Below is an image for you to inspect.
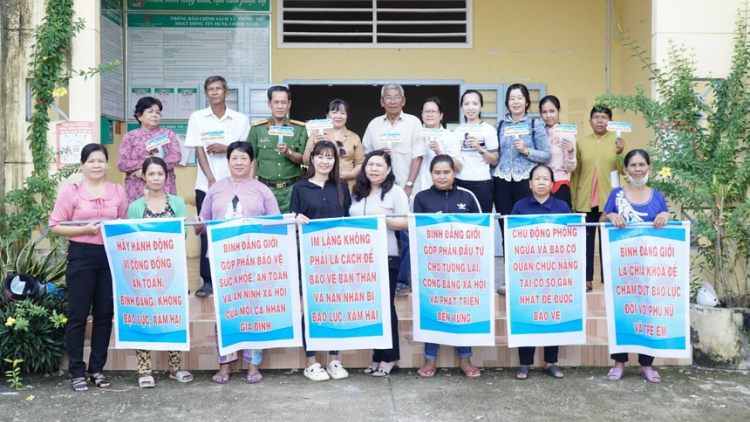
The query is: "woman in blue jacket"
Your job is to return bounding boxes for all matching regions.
[414,155,483,379]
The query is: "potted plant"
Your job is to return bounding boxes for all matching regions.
[595,10,750,369]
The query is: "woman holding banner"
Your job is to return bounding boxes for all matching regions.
[493,84,550,247]
[118,96,182,204]
[511,164,571,380]
[539,96,577,209]
[194,141,281,384]
[302,98,365,190]
[454,90,498,213]
[414,155,483,379]
[126,157,193,388]
[49,144,129,392]
[350,150,409,376]
[293,140,352,382]
[602,149,668,384]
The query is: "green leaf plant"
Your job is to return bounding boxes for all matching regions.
[0,0,120,249]
[595,8,750,308]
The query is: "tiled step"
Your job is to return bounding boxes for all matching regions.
[62,291,692,370]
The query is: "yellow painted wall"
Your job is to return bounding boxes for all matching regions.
[271,0,651,146]
[104,0,654,257]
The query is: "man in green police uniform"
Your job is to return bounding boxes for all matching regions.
[248,86,308,213]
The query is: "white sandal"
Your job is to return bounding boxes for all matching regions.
[138,375,155,388]
[326,360,349,380]
[303,363,330,382]
[169,371,193,383]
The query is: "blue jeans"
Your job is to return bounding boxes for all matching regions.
[301,317,339,358]
[424,343,472,360]
[397,231,411,287]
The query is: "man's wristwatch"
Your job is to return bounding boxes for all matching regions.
[406,181,414,187]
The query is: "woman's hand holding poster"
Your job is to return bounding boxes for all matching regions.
[601,221,691,358]
[102,218,190,351]
[504,215,587,347]
[409,214,495,346]
[299,216,392,351]
[207,216,302,355]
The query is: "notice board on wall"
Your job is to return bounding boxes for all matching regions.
[126,13,271,121]
[125,0,271,13]
[101,0,125,120]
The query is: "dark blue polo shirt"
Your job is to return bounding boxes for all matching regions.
[510,195,571,215]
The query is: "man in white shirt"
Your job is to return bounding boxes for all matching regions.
[362,84,425,197]
[184,75,251,298]
[362,84,425,295]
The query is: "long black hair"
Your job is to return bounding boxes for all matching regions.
[353,150,395,201]
[505,83,531,113]
[142,156,167,175]
[304,140,344,206]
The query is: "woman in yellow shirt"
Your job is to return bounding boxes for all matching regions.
[569,107,624,292]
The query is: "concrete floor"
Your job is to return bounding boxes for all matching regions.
[2,367,748,422]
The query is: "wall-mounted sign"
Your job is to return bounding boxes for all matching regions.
[125,0,271,13]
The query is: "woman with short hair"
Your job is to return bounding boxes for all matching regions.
[511,164,571,380]
[194,141,281,385]
[118,96,182,204]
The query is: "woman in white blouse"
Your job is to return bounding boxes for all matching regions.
[349,150,410,376]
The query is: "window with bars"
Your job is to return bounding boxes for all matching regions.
[277,0,472,48]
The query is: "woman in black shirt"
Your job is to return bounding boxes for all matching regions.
[292,140,352,382]
[414,155,483,380]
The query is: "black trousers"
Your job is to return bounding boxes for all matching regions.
[195,189,212,286]
[585,207,604,283]
[372,258,401,363]
[611,353,654,367]
[493,177,532,249]
[518,346,559,366]
[65,241,114,378]
[456,178,494,214]
[553,184,572,211]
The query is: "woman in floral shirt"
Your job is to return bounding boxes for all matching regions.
[118,97,182,204]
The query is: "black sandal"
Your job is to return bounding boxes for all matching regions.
[516,366,530,380]
[71,377,89,392]
[89,373,111,389]
[586,281,593,292]
[195,283,213,298]
[543,364,564,379]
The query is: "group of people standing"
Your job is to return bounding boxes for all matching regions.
[48,76,671,392]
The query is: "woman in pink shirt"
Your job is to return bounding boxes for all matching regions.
[49,144,129,392]
[194,141,280,385]
[118,97,182,204]
[539,96,577,209]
